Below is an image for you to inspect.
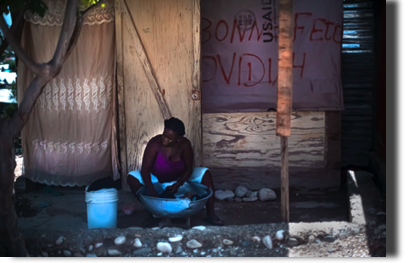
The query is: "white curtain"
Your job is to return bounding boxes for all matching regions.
[17,0,119,186]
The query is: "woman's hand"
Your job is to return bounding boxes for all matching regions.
[147,188,158,197]
[167,180,184,194]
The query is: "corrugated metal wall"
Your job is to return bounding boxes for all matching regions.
[341,0,375,166]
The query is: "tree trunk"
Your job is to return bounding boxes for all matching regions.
[0,119,28,256]
[0,0,105,256]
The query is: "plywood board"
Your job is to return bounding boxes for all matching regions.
[120,0,202,175]
[202,111,325,168]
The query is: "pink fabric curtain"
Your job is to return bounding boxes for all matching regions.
[17,0,119,186]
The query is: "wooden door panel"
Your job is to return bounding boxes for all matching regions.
[116,0,201,187]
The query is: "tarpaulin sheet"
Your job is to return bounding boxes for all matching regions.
[201,0,344,113]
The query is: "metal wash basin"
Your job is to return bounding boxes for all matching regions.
[137,182,213,218]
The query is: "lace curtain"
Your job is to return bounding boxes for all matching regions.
[17,0,119,186]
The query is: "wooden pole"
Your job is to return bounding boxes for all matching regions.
[277,0,293,222]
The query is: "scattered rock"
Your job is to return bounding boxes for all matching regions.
[186,240,202,249]
[56,236,64,245]
[223,239,233,245]
[323,235,335,242]
[157,252,162,256]
[169,235,183,242]
[315,239,321,244]
[235,197,242,202]
[262,235,273,249]
[201,251,206,256]
[234,186,248,197]
[252,236,261,242]
[175,246,183,254]
[63,250,72,257]
[241,240,251,247]
[157,242,172,253]
[226,197,234,202]
[247,191,258,198]
[276,230,285,241]
[133,238,143,248]
[192,226,206,231]
[108,249,122,256]
[378,224,386,230]
[193,249,198,253]
[242,196,258,202]
[114,236,126,245]
[41,251,48,257]
[95,243,103,248]
[127,226,143,230]
[308,235,316,244]
[86,254,97,257]
[287,238,298,246]
[74,253,84,257]
[133,248,152,256]
[212,248,218,253]
[151,227,160,230]
[214,190,235,200]
[88,245,93,251]
[258,188,277,201]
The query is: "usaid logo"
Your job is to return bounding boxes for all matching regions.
[234,9,256,32]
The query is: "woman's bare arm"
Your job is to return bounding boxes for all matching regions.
[141,137,159,196]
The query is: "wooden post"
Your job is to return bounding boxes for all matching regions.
[277,0,293,222]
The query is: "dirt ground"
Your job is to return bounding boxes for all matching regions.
[13,157,386,257]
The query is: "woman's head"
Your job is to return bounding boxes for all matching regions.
[162,117,185,146]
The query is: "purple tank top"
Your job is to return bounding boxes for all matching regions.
[152,152,185,183]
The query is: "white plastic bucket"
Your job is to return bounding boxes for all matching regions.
[85,186,118,229]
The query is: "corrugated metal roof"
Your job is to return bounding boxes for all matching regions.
[341,0,375,166]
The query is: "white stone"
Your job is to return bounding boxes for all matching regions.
[95,242,103,248]
[41,251,48,257]
[252,236,261,242]
[169,235,183,242]
[114,236,126,245]
[192,226,206,231]
[63,250,72,257]
[89,245,93,251]
[133,238,143,248]
[108,249,122,256]
[262,235,273,249]
[193,249,198,253]
[56,236,64,245]
[186,239,202,249]
[214,190,235,200]
[258,188,277,201]
[212,249,218,253]
[308,235,316,244]
[157,252,162,256]
[234,186,248,197]
[175,246,183,254]
[223,239,233,245]
[86,254,97,257]
[201,251,206,255]
[152,227,160,230]
[248,191,258,198]
[157,242,172,253]
[243,196,258,202]
[276,230,285,241]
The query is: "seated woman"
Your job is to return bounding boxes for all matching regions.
[127,117,224,226]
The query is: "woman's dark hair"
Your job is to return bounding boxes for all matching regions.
[164,117,185,136]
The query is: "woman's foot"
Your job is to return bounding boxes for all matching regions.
[204,214,224,226]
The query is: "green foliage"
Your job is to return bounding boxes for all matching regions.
[3,59,15,71]
[0,0,48,18]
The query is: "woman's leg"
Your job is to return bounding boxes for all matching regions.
[127,174,143,201]
[200,170,224,226]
